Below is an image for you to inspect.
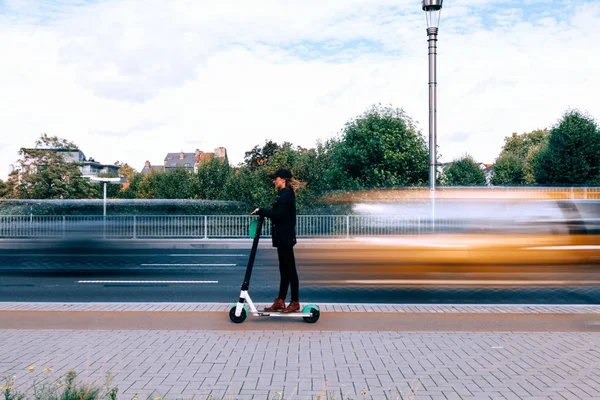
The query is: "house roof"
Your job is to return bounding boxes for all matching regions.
[164,153,196,168]
[82,160,119,168]
[141,165,166,174]
[141,149,228,173]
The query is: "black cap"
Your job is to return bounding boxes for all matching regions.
[268,168,292,179]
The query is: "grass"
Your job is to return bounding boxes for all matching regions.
[2,368,423,400]
[2,369,116,400]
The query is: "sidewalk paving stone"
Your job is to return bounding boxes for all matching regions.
[2,304,600,399]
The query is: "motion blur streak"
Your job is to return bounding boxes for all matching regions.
[296,233,599,290]
[298,235,598,266]
[1,195,598,300]
[326,280,600,286]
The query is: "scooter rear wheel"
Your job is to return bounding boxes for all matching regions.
[229,306,247,323]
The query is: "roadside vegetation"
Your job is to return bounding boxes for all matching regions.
[2,367,422,400]
[1,106,597,210]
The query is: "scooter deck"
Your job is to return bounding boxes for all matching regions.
[256,311,313,317]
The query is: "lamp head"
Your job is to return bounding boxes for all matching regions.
[422,0,443,11]
[422,0,443,28]
[88,176,123,184]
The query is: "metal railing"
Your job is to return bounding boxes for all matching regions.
[0,214,476,239]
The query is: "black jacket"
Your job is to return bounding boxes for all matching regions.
[257,187,297,247]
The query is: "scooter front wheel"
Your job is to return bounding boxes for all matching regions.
[229,306,248,323]
[302,306,320,323]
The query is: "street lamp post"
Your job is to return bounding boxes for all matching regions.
[89,177,122,217]
[89,176,123,239]
[422,0,443,193]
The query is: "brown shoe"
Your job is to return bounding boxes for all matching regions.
[281,301,300,314]
[264,298,285,312]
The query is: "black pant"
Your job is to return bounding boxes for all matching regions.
[276,245,299,302]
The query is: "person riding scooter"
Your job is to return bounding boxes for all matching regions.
[251,168,300,314]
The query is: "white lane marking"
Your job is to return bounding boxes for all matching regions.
[140,263,236,267]
[78,280,218,284]
[525,246,600,250]
[3,253,247,257]
[169,254,246,257]
[341,279,600,285]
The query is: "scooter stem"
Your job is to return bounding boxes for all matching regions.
[241,215,264,291]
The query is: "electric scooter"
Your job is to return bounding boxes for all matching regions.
[229,216,320,323]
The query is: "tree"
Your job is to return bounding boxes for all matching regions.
[443,154,487,186]
[155,167,198,199]
[116,162,137,183]
[0,171,19,199]
[195,158,233,200]
[295,143,331,191]
[243,140,281,170]
[491,152,525,185]
[241,141,329,212]
[501,129,548,158]
[111,162,139,199]
[491,129,548,185]
[534,110,600,184]
[117,172,143,199]
[0,179,8,198]
[222,167,273,208]
[136,170,161,199]
[14,133,97,199]
[264,142,297,170]
[325,104,429,189]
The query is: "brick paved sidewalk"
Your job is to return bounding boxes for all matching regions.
[2,329,600,400]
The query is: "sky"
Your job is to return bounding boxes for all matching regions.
[1,0,599,180]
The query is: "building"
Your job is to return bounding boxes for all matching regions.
[141,147,228,175]
[21,148,120,178]
[81,157,120,177]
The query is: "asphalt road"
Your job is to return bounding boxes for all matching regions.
[0,235,599,304]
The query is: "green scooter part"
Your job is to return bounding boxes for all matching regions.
[301,304,320,323]
[229,303,249,323]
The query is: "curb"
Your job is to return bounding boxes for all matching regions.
[2,302,600,314]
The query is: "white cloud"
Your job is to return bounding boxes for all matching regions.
[1,0,599,180]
